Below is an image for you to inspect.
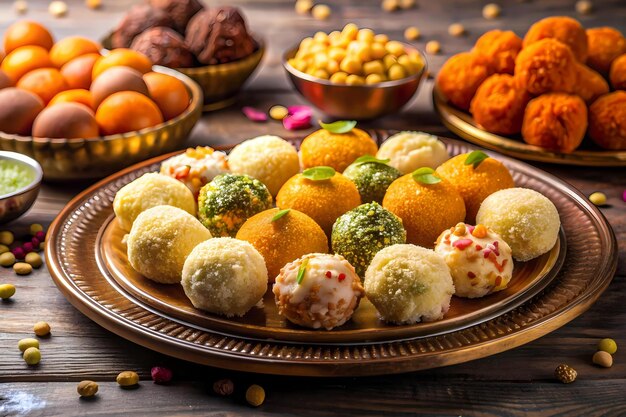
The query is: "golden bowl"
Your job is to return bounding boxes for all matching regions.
[0,151,42,223]
[283,44,427,120]
[0,66,203,181]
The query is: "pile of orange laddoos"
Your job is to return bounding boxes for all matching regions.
[437,16,626,152]
[0,20,191,139]
[112,123,561,331]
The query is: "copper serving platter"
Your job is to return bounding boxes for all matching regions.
[433,86,626,167]
[46,134,617,376]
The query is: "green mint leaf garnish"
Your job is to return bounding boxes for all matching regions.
[464,150,489,168]
[271,208,291,222]
[353,155,391,166]
[302,166,336,181]
[319,120,357,134]
[412,167,441,184]
[297,258,309,285]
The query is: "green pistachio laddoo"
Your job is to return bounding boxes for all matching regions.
[365,244,455,324]
[181,237,268,317]
[331,202,406,277]
[113,172,196,232]
[343,161,401,204]
[228,135,300,196]
[127,205,212,284]
[197,174,273,237]
[476,187,560,261]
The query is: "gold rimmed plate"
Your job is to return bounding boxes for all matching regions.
[46,134,617,376]
[433,86,626,167]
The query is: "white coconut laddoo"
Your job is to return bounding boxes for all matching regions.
[127,205,212,284]
[364,244,455,324]
[227,135,300,196]
[272,253,364,330]
[113,172,196,232]
[181,237,268,317]
[476,187,560,262]
[376,131,450,174]
[435,223,513,298]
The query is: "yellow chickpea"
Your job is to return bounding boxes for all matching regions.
[398,54,417,74]
[374,34,389,44]
[330,72,348,83]
[328,31,341,43]
[288,58,307,72]
[383,54,398,69]
[300,37,314,50]
[314,31,329,44]
[313,68,330,79]
[387,63,407,80]
[385,41,405,57]
[363,60,385,75]
[354,43,372,62]
[340,56,362,74]
[371,42,387,59]
[328,47,347,62]
[310,43,327,54]
[366,73,384,84]
[314,52,330,69]
[326,59,340,74]
[357,28,375,43]
[342,23,359,40]
[345,74,365,85]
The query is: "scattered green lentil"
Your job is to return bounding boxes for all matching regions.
[13,262,32,275]
[116,371,139,387]
[598,338,617,354]
[592,350,613,368]
[25,252,42,269]
[589,192,607,206]
[23,347,41,365]
[0,283,16,299]
[29,224,43,235]
[77,380,99,397]
[245,384,265,407]
[0,244,9,254]
[269,105,288,120]
[0,231,14,246]
[0,252,16,267]
[343,161,401,204]
[33,321,51,337]
[18,338,39,352]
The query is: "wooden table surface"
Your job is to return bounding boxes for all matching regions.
[1,0,625,416]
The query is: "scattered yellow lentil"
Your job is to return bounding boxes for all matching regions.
[48,0,68,17]
[311,4,331,20]
[425,40,441,55]
[399,0,416,9]
[77,380,99,397]
[404,26,421,41]
[33,321,51,337]
[0,283,16,299]
[13,262,32,276]
[575,0,593,14]
[381,0,399,12]
[116,371,139,387]
[14,0,28,14]
[29,224,43,235]
[0,252,16,267]
[589,192,607,206]
[245,384,266,407]
[18,338,39,352]
[0,244,9,254]
[448,23,466,37]
[295,0,313,15]
[0,231,14,246]
[25,252,43,269]
[592,351,613,368]
[598,338,617,354]
[482,3,501,19]
[269,105,289,120]
[23,347,41,365]
[85,0,101,9]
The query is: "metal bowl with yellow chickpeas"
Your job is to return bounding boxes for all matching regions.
[283,24,427,119]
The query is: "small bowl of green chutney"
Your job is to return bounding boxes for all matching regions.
[0,151,42,224]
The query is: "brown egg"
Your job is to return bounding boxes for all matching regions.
[90,66,149,108]
[0,87,44,135]
[32,102,99,139]
[0,69,12,90]
[60,53,101,90]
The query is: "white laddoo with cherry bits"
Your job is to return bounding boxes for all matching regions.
[228,135,300,196]
[273,253,364,330]
[182,238,268,317]
[113,173,196,232]
[435,223,513,298]
[476,188,560,262]
[127,205,212,284]
[160,146,229,196]
[365,244,454,324]
[376,131,450,174]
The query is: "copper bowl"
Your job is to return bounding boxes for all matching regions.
[0,151,42,223]
[283,44,427,120]
[0,66,202,181]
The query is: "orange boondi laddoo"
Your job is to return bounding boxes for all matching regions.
[48,89,94,110]
[609,54,626,90]
[3,21,54,54]
[522,93,587,153]
[95,91,163,135]
[586,27,626,75]
[574,64,609,104]
[473,30,522,74]
[300,128,378,172]
[60,53,101,90]
[437,52,494,111]
[523,16,588,62]
[435,152,514,224]
[1,45,53,83]
[16,68,68,104]
[383,172,465,248]
[514,39,577,96]
[588,91,626,150]
[236,208,329,281]
[49,37,101,68]
[92,48,152,79]
[470,74,530,135]
[276,170,361,236]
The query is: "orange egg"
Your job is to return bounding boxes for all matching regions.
[1,45,53,84]
[143,72,190,120]
[17,68,68,104]
[92,48,152,79]
[95,91,163,135]
[3,21,54,54]
[60,53,101,90]
[48,89,94,110]
[49,37,101,68]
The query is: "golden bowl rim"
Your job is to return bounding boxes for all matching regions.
[282,41,428,88]
[0,150,43,199]
[0,65,203,145]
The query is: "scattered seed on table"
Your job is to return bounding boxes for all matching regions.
[12,247,25,260]
[592,351,613,368]
[39,242,45,251]
[311,4,331,20]
[85,0,101,9]
[589,192,607,206]
[245,384,265,407]
[48,0,68,17]
[25,252,42,269]
[150,366,173,384]
[425,40,441,55]
[33,321,51,337]
[18,338,39,352]
[399,0,416,9]
[23,347,41,365]
[575,0,593,14]
[29,224,43,236]
[482,3,501,19]
[213,379,234,396]
[294,0,313,15]
[77,380,99,397]
[448,23,466,37]
[381,0,399,12]
[0,231,14,246]
[0,283,16,299]
[598,338,617,354]
[269,105,288,120]
[554,364,577,383]
[0,252,16,267]
[0,244,9,254]
[404,26,421,41]
[13,262,32,276]
[14,0,28,14]
[116,371,139,387]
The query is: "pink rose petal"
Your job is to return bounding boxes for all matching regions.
[623,189,626,202]
[287,105,313,118]
[242,106,267,122]
[283,113,311,130]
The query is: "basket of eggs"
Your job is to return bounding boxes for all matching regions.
[0,21,203,181]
